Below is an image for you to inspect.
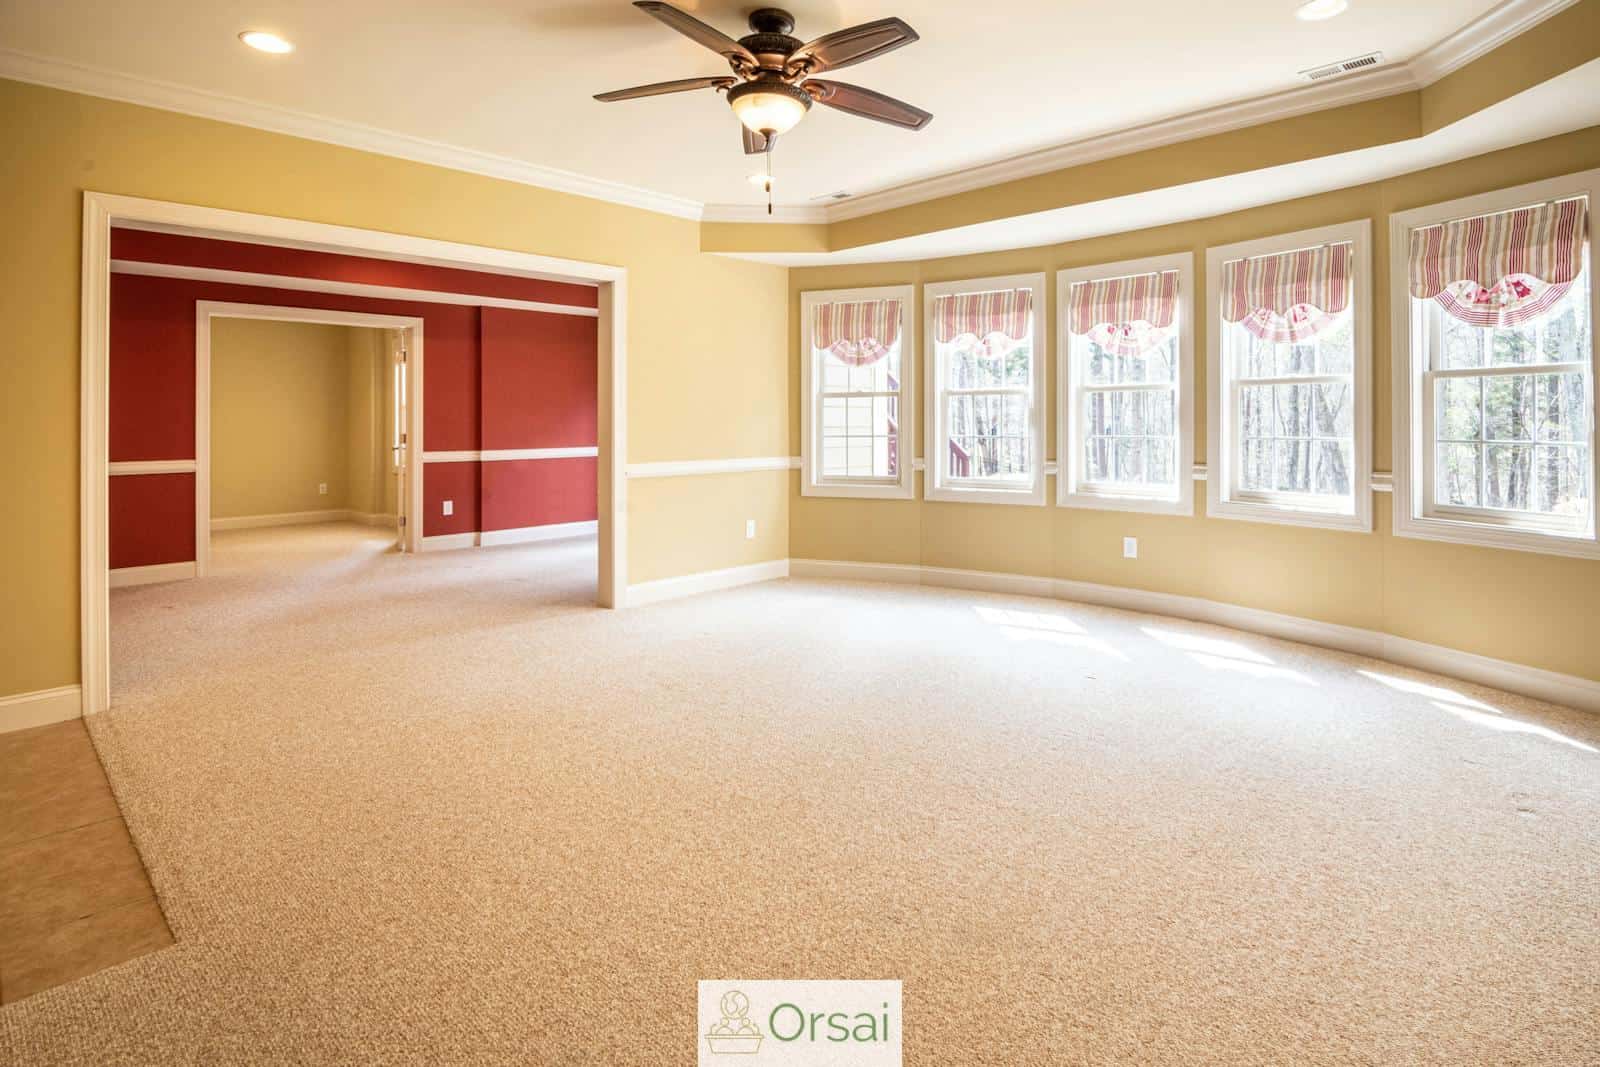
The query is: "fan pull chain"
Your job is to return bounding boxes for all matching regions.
[765,143,774,216]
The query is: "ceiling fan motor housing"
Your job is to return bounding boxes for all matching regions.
[740,8,801,72]
[746,8,796,35]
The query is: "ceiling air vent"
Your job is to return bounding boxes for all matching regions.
[1299,51,1384,82]
[810,190,852,201]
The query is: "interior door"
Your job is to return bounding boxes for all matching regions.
[391,329,410,552]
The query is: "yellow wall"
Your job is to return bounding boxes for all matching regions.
[0,78,790,699]
[210,319,354,518]
[790,126,1600,682]
[344,327,395,519]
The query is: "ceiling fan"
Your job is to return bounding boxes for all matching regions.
[594,3,933,157]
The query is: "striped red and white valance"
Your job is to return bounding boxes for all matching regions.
[933,288,1033,347]
[1408,197,1588,327]
[1221,242,1352,344]
[813,299,902,366]
[1066,270,1179,355]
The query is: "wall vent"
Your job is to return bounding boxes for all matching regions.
[1299,51,1384,82]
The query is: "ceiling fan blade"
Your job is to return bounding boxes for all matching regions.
[594,76,735,102]
[805,80,933,130]
[633,1,756,67]
[785,18,918,76]
[742,126,775,155]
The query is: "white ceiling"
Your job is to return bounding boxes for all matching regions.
[730,57,1600,264]
[0,0,1512,210]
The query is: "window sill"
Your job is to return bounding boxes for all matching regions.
[800,476,915,502]
[1060,488,1193,516]
[1206,494,1371,532]
[1395,510,1600,559]
[926,482,1045,507]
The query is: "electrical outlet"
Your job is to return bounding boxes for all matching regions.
[745,519,756,540]
[442,499,454,516]
[1123,537,1138,559]
[318,483,328,495]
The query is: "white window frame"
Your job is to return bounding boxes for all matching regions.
[924,272,1048,506]
[1058,252,1195,515]
[1389,169,1599,559]
[800,284,916,499]
[1206,219,1373,531]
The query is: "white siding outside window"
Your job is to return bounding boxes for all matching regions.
[800,285,915,500]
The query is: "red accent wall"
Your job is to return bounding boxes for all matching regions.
[480,308,599,449]
[483,459,598,532]
[112,229,599,308]
[111,474,196,568]
[111,279,195,461]
[111,272,483,460]
[109,232,599,565]
[423,462,482,536]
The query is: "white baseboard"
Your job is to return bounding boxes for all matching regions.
[422,520,598,551]
[788,559,1600,714]
[480,520,598,546]
[626,558,790,607]
[211,509,354,531]
[0,685,82,734]
[420,532,479,552]
[110,561,197,588]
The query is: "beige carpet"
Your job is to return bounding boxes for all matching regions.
[3,522,1597,1065]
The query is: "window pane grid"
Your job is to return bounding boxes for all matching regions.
[1226,306,1356,503]
[945,387,1030,398]
[1421,259,1591,525]
[935,308,1038,491]
[1069,322,1182,501]
[811,313,905,487]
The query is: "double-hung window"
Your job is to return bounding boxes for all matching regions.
[925,274,1047,505]
[1206,221,1372,530]
[1391,172,1597,557]
[1059,253,1194,513]
[800,285,915,499]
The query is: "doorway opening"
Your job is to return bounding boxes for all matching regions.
[196,303,424,569]
[83,192,628,715]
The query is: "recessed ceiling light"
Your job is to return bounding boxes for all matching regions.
[239,30,294,54]
[747,173,775,187]
[1295,0,1349,20]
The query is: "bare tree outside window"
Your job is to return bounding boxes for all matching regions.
[1430,264,1591,519]
[942,336,1033,481]
[1231,312,1356,502]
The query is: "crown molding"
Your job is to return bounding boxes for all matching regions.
[1408,0,1582,84]
[0,48,704,222]
[700,204,831,224]
[0,0,1577,230]
[812,65,1420,224]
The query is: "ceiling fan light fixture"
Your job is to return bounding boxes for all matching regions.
[727,79,811,136]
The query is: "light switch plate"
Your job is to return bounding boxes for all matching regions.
[443,499,454,516]
[1123,537,1138,559]
[745,519,756,539]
